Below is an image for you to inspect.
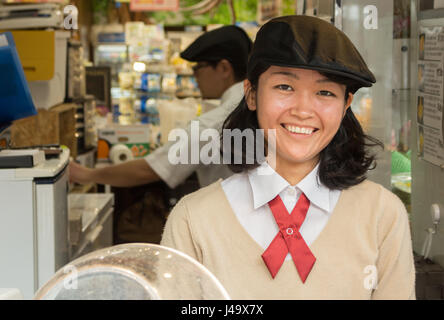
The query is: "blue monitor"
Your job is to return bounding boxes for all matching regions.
[0,32,37,131]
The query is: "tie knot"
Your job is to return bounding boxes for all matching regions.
[286,227,294,235]
[269,194,311,231]
[282,226,302,239]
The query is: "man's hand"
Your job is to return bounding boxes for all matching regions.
[69,161,93,185]
[68,158,161,187]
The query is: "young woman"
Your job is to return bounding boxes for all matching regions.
[160,15,415,300]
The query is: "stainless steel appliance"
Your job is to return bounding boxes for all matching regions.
[68,193,114,261]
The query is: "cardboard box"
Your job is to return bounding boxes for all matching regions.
[97,124,151,161]
[10,103,77,157]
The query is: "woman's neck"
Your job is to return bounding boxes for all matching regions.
[273,157,319,186]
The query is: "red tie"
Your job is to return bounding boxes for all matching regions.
[261,193,316,282]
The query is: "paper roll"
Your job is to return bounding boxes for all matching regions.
[109,144,134,164]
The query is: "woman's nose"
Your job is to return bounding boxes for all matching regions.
[289,92,314,118]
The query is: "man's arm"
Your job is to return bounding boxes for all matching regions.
[69,158,160,187]
[69,83,243,189]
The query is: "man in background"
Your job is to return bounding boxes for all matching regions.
[70,25,252,189]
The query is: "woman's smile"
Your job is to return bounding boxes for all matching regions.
[281,123,319,136]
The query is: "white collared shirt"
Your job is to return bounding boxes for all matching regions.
[221,162,341,261]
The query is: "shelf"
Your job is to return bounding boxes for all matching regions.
[419,8,444,20]
[70,182,97,194]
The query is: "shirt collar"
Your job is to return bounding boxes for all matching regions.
[297,163,331,212]
[220,81,244,106]
[248,162,289,210]
[247,162,331,212]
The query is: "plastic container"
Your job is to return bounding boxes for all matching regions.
[391,151,411,174]
[157,98,200,145]
[34,243,230,300]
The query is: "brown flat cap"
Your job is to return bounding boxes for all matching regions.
[248,15,376,91]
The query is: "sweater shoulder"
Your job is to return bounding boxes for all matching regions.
[181,179,223,203]
[344,179,407,222]
[345,179,401,204]
[177,180,228,219]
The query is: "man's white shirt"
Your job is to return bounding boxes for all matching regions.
[145,82,244,188]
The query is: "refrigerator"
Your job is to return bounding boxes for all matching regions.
[410,0,444,269]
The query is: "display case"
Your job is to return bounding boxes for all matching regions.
[94,43,128,89]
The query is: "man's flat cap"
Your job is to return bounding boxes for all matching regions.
[248,15,376,91]
[180,25,252,67]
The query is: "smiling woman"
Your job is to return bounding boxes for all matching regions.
[161,15,416,300]
[223,62,382,189]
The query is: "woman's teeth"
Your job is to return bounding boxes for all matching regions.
[284,125,315,135]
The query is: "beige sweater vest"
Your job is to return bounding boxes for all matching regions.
[161,179,416,300]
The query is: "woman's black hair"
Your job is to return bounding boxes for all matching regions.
[220,62,384,190]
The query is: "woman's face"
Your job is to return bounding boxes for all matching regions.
[245,66,354,173]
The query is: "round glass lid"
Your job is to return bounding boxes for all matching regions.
[34,243,230,300]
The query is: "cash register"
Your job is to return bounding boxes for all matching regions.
[0,31,71,299]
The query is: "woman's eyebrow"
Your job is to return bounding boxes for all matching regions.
[271,71,299,79]
[316,78,335,83]
[270,72,334,84]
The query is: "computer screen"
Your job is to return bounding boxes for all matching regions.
[0,32,37,131]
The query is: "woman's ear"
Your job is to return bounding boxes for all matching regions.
[343,92,354,116]
[244,79,257,111]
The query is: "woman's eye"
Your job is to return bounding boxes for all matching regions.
[275,84,293,91]
[318,90,336,97]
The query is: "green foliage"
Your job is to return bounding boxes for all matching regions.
[282,0,296,16]
[150,0,259,26]
[92,0,109,12]
[91,0,296,26]
[92,0,110,24]
[234,0,258,22]
[210,2,231,25]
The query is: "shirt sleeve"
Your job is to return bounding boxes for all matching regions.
[372,190,416,300]
[160,197,203,263]
[145,138,198,189]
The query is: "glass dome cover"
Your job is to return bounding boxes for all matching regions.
[34,243,230,300]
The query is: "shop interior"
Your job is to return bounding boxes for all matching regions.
[0,0,443,300]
